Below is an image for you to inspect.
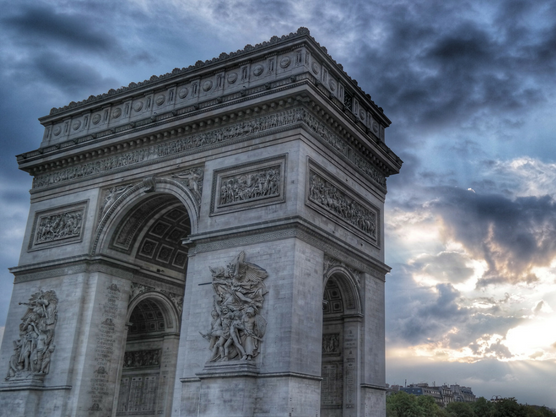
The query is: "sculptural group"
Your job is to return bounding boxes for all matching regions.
[6,290,58,380]
[201,252,268,362]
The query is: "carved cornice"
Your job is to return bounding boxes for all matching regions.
[186,216,389,279]
[28,102,398,194]
[10,254,186,288]
[43,27,388,124]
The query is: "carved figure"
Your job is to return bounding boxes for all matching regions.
[122,349,161,368]
[6,290,58,381]
[35,210,83,244]
[172,167,204,202]
[309,172,377,238]
[100,184,133,218]
[203,252,268,362]
[219,167,280,206]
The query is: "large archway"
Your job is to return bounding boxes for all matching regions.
[99,190,192,417]
[321,268,362,417]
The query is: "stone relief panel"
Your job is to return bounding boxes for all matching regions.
[307,162,379,246]
[211,156,286,215]
[29,201,88,250]
[122,349,161,368]
[201,251,268,362]
[322,333,341,355]
[6,290,58,382]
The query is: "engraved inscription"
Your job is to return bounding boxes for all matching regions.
[5,290,58,382]
[89,284,121,411]
[308,170,377,240]
[321,362,343,407]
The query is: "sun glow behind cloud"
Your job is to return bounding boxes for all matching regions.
[386,166,556,367]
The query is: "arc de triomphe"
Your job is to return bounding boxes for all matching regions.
[0,28,401,417]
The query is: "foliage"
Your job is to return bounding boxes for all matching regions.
[386,391,447,417]
[446,401,475,417]
[386,393,556,417]
[387,391,424,417]
[474,397,494,416]
[492,397,524,417]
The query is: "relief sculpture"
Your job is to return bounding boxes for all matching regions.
[6,290,58,381]
[219,165,280,206]
[309,171,377,239]
[200,252,268,362]
[123,349,160,368]
[35,209,83,244]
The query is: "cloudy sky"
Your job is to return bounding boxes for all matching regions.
[1,0,555,408]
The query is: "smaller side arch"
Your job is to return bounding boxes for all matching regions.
[323,265,362,315]
[127,291,181,331]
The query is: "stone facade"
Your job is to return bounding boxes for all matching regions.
[0,28,401,416]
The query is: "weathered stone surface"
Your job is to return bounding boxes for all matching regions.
[1,28,401,417]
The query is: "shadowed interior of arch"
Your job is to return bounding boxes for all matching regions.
[107,193,190,416]
[108,193,191,278]
[321,273,362,417]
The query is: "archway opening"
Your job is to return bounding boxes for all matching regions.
[107,193,190,417]
[116,297,179,417]
[321,273,362,417]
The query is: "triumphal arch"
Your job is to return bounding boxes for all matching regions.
[0,28,401,416]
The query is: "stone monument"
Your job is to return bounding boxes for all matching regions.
[0,28,402,416]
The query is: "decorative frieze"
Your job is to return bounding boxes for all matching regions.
[211,156,286,215]
[307,164,379,245]
[201,252,268,362]
[32,107,386,190]
[122,349,161,368]
[29,202,87,250]
[5,290,58,382]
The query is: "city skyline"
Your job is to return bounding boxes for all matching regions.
[0,0,555,408]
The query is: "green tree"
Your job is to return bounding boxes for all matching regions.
[522,404,556,417]
[446,401,475,417]
[492,397,525,417]
[386,391,424,417]
[417,394,448,417]
[473,397,494,416]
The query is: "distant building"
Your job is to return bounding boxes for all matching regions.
[451,384,476,402]
[392,381,476,408]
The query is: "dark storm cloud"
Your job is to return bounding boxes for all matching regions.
[336,0,556,153]
[2,4,117,54]
[386,273,521,354]
[1,3,155,66]
[428,187,556,285]
[24,52,119,95]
